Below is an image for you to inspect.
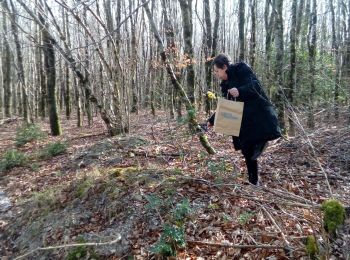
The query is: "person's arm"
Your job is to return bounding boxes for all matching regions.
[236,80,262,100]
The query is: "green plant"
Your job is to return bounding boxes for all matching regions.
[32,188,59,214]
[149,198,191,257]
[207,159,229,174]
[238,211,254,225]
[321,199,345,235]
[150,224,186,257]
[15,124,45,147]
[40,141,67,159]
[29,162,40,172]
[75,178,94,199]
[0,149,26,172]
[305,235,319,259]
[172,198,191,225]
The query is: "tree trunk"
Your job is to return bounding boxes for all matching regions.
[62,7,71,120]
[83,7,92,126]
[329,0,340,119]
[288,0,297,136]
[129,0,139,114]
[307,0,317,128]
[178,0,196,106]
[1,3,11,118]
[203,0,212,115]
[249,0,256,68]
[39,9,61,136]
[264,0,276,95]
[238,0,245,61]
[274,0,285,133]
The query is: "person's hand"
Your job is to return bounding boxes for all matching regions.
[228,88,239,97]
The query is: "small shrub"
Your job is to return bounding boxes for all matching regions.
[172,198,191,224]
[149,198,191,257]
[305,235,319,259]
[75,178,94,199]
[40,141,67,159]
[0,149,26,172]
[321,199,345,235]
[150,224,186,257]
[32,188,59,214]
[15,124,45,147]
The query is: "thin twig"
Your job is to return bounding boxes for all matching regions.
[14,237,121,260]
[261,205,291,248]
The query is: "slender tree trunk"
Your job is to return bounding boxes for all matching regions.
[329,0,340,119]
[274,0,285,133]
[238,0,245,61]
[129,0,139,114]
[178,0,196,106]
[39,18,61,135]
[212,0,220,61]
[249,0,256,68]
[63,8,71,120]
[296,0,305,47]
[264,0,275,95]
[83,7,92,126]
[1,3,11,118]
[203,0,213,115]
[288,0,297,136]
[307,0,317,128]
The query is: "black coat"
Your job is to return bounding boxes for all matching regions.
[209,62,281,149]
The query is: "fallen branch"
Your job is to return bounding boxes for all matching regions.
[187,240,291,250]
[14,236,121,260]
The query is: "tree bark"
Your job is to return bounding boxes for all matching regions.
[1,2,11,118]
[274,0,285,132]
[38,4,61,136]
[178,0,196,106]
[238,0,245,61]
[288,0,297,136]
[307,0,317,128]
[329,0,340,119]
[249,0,256,68]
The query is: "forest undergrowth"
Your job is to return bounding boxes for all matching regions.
[0,108,349,259]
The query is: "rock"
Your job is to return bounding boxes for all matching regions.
[0,190,12,212]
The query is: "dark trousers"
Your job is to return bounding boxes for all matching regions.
[241,141,267,185]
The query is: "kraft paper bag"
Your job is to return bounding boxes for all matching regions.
[213,98,244,136]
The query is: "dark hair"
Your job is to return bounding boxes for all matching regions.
[212,53,230,69]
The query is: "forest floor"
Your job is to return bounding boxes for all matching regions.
[0,109,349,259]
